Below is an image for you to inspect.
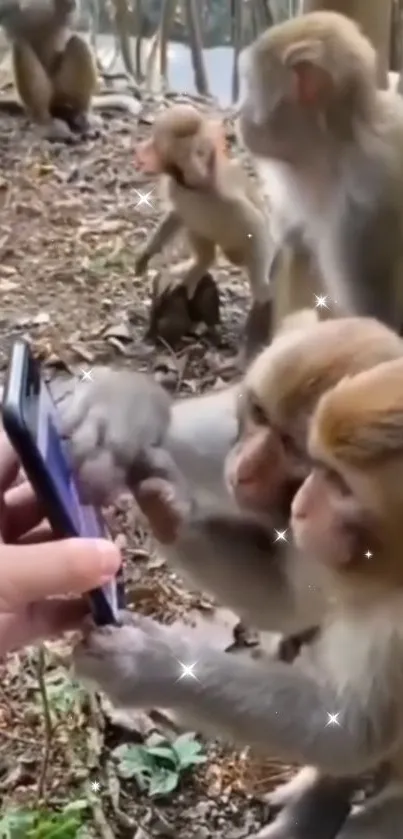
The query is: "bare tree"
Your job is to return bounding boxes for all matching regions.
[183,0,210,96]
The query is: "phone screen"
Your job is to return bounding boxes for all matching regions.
[37,383,107,540]
[2,340,122,625]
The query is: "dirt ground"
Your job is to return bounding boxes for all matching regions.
[0,104,293,838]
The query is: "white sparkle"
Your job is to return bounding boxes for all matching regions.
[326,712,340,727]
[314,294,330,309]
[91,780,101,793]
[247,233,253,238]
[176,661,199,682]
[273,529,288,543]
[80,368,93,382]
[135,189,154,208]
[364,550,373,559]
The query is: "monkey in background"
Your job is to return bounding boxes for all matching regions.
[61,314,403,839]
[133,104,274,365]
[0,0,141,142]
[239,11,403,334]
[73,353,403,839]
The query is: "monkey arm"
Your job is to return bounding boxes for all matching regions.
[74,619,400,777]
[135,210,183,274]
[162,513,309,633]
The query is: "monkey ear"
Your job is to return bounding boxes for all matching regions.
[283,40,331,105]
[134,139,162,174]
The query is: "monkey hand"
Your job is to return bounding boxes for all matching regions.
[134,250,150,276]
[135,473,194,545]
[73,610,190,708]
[60,367,172,504]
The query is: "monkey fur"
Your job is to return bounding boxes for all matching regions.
[0,0,142,141]
[133,104,275,364]
[239,12,403,336]
[62,314,403,839]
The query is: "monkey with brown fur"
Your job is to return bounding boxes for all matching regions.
[133,103,274,364]
[239,11,403,333]
[0,0,142,142]
[72,351,403,839]
[61,315,403,839]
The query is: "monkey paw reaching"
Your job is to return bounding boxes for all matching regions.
[74,613,189,708]
[61,367,172,504]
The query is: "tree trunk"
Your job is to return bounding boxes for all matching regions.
[302,0,393,88]
[183,0,209,96]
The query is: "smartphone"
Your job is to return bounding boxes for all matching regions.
[2,339,124,626]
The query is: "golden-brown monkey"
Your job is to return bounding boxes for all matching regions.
[134,103,274,363]
[0,0,98,140]
[239,12,403,334]
[62,315,403,839]
[0,0,141,140]
[73,349,403,839]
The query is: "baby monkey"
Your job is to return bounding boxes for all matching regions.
[134,104,274,363]
[0,0,98,141]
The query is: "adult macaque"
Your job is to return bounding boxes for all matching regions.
[62,315,403,839]
[133,104,274,362]
[74,353,403,839]
[239,12,403,333]
[0,0,141,141]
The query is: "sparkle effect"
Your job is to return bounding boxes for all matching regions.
[326,712,341,727]
[91,780,101,793]
[273,529,288,543]
[80,368,93,382]
[364,550,373,559]
[176,661,199,682]
[314,294,329,309]
[135,189,154,208]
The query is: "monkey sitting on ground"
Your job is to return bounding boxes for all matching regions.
[239,11,403,333]
[61,314,403,839]
[133,103,274,364]
[74,354,403,839]
[0,0,142,142]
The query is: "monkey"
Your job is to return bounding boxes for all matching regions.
[0,0,142,142]
[73,352,403,839]
[61,315,403,839]
[132,103,275,364]
[238,11,403,335]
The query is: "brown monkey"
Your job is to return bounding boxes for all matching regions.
[62,315,403,839]
[73,352,403,839]
[133,103,274,363]
[0,0,141,141]
[0,0,97,140]
[239,12,403,334]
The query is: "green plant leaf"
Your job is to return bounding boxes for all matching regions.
[0,809,35,839]
[146,746,179,767]
[172,732,206,769]
[148,768,179,798]
[113,743,155,779]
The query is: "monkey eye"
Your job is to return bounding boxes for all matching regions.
[280,431,300,457]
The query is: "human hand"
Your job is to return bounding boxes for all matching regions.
[0,434,121,655]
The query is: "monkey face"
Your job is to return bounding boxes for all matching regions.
[291,464,370,569]
[224,392,307,517]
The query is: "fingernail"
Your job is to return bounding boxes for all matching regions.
[95,540,121,576]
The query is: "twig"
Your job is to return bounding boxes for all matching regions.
[36,644,54,802]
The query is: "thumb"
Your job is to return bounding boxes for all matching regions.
[0,539,121,607]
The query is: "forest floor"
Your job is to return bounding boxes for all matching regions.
[0,99,293,839]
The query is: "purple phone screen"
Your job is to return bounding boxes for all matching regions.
[36,382,106,539]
